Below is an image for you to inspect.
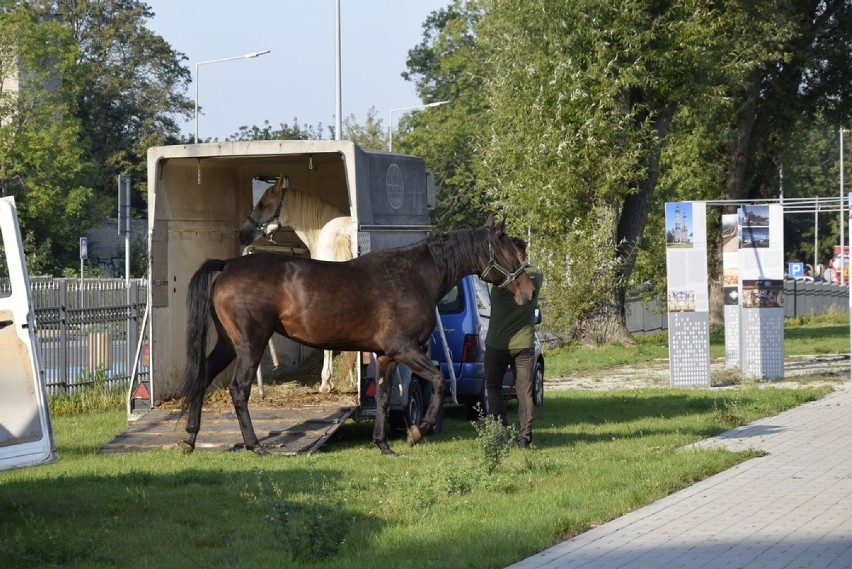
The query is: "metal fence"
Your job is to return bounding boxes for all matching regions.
[8,277,845,391]
[9,277,149,395]
[626,280,849,336]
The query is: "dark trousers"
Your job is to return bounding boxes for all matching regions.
[484,347,535,443]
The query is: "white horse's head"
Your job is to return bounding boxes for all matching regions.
[239,175,288,245]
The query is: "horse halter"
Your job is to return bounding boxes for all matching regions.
[480,242,526,288]
[246,195,284,242]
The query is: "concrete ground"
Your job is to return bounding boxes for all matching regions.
[509,361,852,569]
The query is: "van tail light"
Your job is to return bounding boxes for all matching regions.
[461,334,479,363]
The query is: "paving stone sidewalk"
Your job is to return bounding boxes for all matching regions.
[508,383,852,569]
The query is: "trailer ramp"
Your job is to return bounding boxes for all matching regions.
[99,406,354,455]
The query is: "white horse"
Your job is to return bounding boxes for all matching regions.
[315,216,356,390]
[238,176,356,392]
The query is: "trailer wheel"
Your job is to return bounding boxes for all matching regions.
[390,378,424,433]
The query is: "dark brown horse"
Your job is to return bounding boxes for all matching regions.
[179,215,534,455]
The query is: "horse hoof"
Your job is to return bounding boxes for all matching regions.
[407,425,422,447]
[177,440,195,455]
[375,441,395,455]
[319,383,332,393]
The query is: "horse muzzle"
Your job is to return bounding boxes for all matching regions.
[512,274,535,305]
[238,223,257,246]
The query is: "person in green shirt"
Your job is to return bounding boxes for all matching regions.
[484,237,543,449]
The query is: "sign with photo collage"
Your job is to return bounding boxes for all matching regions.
[665,202,711,387]
[721,213,739,368]
[738,204,784,379]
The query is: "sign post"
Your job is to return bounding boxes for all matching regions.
[787,262,804,279]
[79,236,87,308]
[738,204,784,379]
[118,175,131,284]
[665,202,711,387]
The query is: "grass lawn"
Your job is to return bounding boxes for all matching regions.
[0,384,832,568]
[1,313,846,568]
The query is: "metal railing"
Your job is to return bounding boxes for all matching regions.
[626,280,849,336]
[4,277,150,395]
[9,277,842,387]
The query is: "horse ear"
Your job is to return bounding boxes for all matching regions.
[273,174,288,192]
[494,218,505,235]
[484,213,495,229]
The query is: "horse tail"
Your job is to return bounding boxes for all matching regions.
[180,259,227,415]
[331,231,353,261]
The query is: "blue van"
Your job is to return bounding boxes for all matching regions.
[431,275,544,419]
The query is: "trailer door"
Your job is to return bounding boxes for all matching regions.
[0,197,55,472]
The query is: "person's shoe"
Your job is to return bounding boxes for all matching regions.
[518,438,531,450]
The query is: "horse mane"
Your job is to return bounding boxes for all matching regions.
[280,187,348,253]
[424,228,488,285]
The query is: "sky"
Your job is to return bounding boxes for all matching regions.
[144,1,449,141]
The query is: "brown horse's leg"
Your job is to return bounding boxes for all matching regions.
[181,338,235,453]
[230,354,269,456]
[229,346,268,456]
[372,356,397,455]
[395,348,445,447]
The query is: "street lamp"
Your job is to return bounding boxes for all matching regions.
[194,50,271,143]
[841,128,848,284]
[388,100,450,152]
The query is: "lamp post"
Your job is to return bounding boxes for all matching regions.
[334,0,342,140]
[841,128,847,284]
[388,100,450,152]
[194,50,271,143]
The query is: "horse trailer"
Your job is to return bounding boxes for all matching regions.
[110,140,438,453]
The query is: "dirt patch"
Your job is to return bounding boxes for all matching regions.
[159,350,359,412]
[162,352,849,412]
[545,355,850,392]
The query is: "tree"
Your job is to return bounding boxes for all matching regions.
[399,0,491,232]
[653,1,852,325]
[50,0,193,213]
[447,0,852,345]
[226,118,324,141]
[0,3,97,274]
[0,1,194,274]
[224,107,385,150]
[343,106,386,151]
[476,0,735,344]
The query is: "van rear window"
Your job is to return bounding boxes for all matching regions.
[438,285,464,314]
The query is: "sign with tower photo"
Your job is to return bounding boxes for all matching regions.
[737,204,784,379]
[665,202,710,387]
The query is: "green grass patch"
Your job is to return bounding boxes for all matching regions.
[544,312,850,376]
[0,385,830,568]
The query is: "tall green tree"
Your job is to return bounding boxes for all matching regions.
[0,2,96,274]
[641,1,851,325]
[50,0,193,213]
[399,0,490,232]
[477,0,739,344]
[445,0,851,345]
